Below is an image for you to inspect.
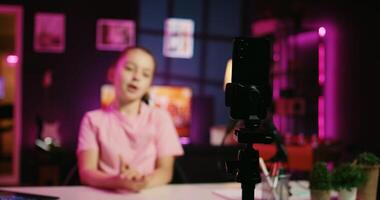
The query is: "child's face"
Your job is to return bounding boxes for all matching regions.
[113,49,155,104]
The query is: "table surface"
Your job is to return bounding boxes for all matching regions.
[0,181,316,200]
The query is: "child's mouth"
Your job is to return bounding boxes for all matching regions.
[127,84,138,92]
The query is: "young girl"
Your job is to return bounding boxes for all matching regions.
[76,47,184,192]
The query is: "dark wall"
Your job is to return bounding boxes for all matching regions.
[16,0,139,150]
[7,0,379,155]
[244,1,380,155]
[339,3,380,155]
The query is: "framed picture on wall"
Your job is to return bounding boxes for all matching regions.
[96,19,135,51]
[163,18,194,58]
[149,86,192,138]
[34,13,65,53]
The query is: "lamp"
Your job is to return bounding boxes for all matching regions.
[223,58,232,90]
[208,58,234,146]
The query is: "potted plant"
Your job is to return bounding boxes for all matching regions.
[354,152,380,200]
[332,163,366,200]
[309,162,332,200]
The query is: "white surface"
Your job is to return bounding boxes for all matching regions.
[0,181,318,200]
[213,181,312,200]
[2,183,236,200]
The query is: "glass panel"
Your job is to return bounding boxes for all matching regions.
[272,30,321,142]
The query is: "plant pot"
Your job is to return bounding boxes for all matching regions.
[338,188,357,200]
[311,189,330,200]
[357,165,379,200]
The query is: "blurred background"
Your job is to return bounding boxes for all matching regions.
[0,0,379,186]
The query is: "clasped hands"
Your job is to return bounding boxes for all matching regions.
[114,156,148,192]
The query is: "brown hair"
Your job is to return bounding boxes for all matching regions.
[115,46,157,69]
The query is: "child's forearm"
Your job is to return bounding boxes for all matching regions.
[145,167,173,188]
[79,168,120,189]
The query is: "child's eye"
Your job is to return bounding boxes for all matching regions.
[143,73,151,78]
[124,65,134,71]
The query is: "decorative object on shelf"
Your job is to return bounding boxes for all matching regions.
[332,163,366,200]
[309,162,332,200]
[354,152,380,200]
[34,116,61,152]
[96,18,135,51]
[42,69,53,89]
[34,12,65,53]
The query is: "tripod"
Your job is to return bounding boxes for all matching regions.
[226,118,274,200]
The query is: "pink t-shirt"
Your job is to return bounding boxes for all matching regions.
[76,103,184,176]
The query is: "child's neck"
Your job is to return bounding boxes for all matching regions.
[117,100,141,118]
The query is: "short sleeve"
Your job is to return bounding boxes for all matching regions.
[155,109,184,157]
[76,113,99,154]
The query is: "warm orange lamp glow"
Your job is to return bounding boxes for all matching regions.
[100,84,115,108]
[224,58,232,90]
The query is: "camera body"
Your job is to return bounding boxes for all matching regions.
[225,37,272,121]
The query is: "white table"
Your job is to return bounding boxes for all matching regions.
[1,181,313,200]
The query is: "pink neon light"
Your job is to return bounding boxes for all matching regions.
[315,23,338,140]
[318,43,326,85]
[251,18,278,37]
[6,55,18,64]
[273,54,280,62]
[318,96,325,140]
[325,24,337,141]
[288,31,319,45]
[319,27,326,37]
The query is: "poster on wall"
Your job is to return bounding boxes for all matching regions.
[163,18,194,59]
[34,13,66,53]
[96,19,135,51]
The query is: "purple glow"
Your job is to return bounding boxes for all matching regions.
[324,24,338,140]
[273,77,280,98]
[273,114,280,130]
[179,137,190,145]
[310,21,338,141]
[318,42,326,139]
[288,31,319,45]
[318,43,326,85]
[251,18,278,37]
[318,96,325,140]
[272,41,280,99]
[0,77,4,99]
[254,19,338,141]
[6,55,18,64]
[319,27,326,37]
[273,54,280,62]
